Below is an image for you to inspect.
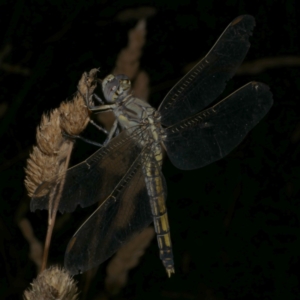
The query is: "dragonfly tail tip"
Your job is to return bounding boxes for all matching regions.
[166,267,175,278]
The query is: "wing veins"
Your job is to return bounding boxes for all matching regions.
[31,126,147,213]
[159,15,255,126]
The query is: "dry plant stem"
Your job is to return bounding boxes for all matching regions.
[26,69,97,273]
[0,44,30,75]
[184,55,300,76]
[41,143,74,272]
[236,55,300,74]
[30,69,98,272]
[115,6,156,22]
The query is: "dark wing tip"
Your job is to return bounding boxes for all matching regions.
[64,263,80,276]
[30,201,36,212]
[231,15,256,39]
[30,182,79,214]
[65,237,81,275]
[251,81,274,108]
[232,14,255,28]
[30,181,51,212]
[30,200,40,212]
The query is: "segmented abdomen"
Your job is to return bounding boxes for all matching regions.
[142,145,174,277]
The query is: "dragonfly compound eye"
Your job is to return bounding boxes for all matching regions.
[115,75,131,99]
[102,74,131,103]
[102,74,117,103]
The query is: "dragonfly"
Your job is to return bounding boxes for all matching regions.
[31,15,273,277]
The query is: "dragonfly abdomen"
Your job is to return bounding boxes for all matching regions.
[153,212,174,277]
[143,158,175,277]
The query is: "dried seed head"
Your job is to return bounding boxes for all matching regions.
[59,97,89,136]
[25,69,99,197]
[36,109,64,155]
[77,68,98,99]
[23,266,79,300]
[25,146,60,197]
[60,69,98,135]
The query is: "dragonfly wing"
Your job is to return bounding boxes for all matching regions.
[64,157,153,275]
[164,82,273,170]
[159,15,255,126]
[31,127,145,213]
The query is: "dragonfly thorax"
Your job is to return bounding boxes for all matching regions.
[102,74,131,103]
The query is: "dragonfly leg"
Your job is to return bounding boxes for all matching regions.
[93,93,105,105]
[86,102,115,113]
[80,83,115,113]
[114,127,120,137]
[103,119,118,146]
[63,132,103,147]
[89,120,108,135]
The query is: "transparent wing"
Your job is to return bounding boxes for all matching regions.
[64,154,155,275]
[164,82,273,170]
[31,127,145,213]
[158,15,255,126]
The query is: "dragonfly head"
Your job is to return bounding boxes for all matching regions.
[102,74,131,103]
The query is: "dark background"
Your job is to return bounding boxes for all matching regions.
[1,0,300,299]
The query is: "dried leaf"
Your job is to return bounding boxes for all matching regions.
[105,227,155,295]
[18,218,43,272]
